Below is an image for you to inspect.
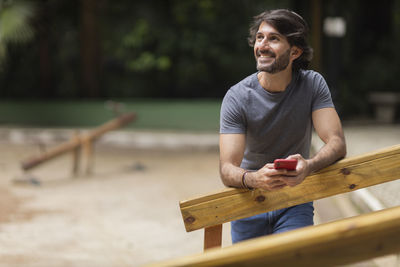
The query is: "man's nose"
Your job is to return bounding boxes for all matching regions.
[259,38,271,48]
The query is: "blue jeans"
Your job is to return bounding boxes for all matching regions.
[231,202,314,243]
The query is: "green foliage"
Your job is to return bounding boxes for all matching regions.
[121,19,172,72]
[0,0,35,65]
[0,0,399,121]
[0,0,35,43]
[100,0,296,98]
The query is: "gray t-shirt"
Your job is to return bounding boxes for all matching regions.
[220,69,334,170]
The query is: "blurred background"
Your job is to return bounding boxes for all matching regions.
[1,0,399,130]
[1,1,400,266]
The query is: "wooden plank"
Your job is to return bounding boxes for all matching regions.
[150,205,400,267]
[204,224,223,250]
[180,144,400,232]
[21,137,82,171]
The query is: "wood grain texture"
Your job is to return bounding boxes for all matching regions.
[180,144,400,232]
[151,205,400,267]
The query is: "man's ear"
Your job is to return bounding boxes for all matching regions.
[290,46,303,60]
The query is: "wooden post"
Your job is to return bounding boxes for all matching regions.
[204,224,222,250]
[72,131,81,176]
[82,137,94,175]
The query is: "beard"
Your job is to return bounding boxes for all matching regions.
[256,48,291,74]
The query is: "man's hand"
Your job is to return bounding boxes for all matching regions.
[246,154,311,190]
[248,164,288,190]
[279,154,311,187]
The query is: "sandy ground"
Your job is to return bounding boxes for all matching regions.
[0,144,226,266]
[0,124,400,266]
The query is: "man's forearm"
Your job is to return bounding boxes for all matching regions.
[220,162,246,188]
[308,135,346,173]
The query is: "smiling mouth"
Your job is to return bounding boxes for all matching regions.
[258,54,275,62]
[257,50,276,59]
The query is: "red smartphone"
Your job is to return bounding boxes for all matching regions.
[274,159,298,170]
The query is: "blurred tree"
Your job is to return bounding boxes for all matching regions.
[0,0,399,120]
[0,0,35,67]
[35,0,52,97]
[101,0,286,98]
[0,0,291,99]
[330,0,399,117]
[80,0,101,97]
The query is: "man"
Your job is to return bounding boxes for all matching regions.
[219,9,346,243]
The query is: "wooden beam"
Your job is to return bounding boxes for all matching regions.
[21,112,136,171]
[151,205,400,267]
[180,144,400,232]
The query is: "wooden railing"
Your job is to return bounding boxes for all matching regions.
[150,144,400,266]
[151,205,400,266]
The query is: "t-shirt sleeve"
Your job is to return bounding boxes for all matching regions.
[312,73,334,111]
[220,89,246,134]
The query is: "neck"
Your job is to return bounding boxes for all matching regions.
[257,68,293,93]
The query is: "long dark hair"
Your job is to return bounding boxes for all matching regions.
[248,9,313,70]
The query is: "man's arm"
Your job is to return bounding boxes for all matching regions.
[219,134,246,188]
[308,107,346,172]
[219,134,288,190]
[280,107,346,187]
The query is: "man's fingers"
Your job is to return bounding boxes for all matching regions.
[270,184,286,190]
[282,171,297,176]
[269,179,286,187]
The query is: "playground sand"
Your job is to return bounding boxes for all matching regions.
[0,143,225,266]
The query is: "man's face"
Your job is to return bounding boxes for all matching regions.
[254,21,292,74]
